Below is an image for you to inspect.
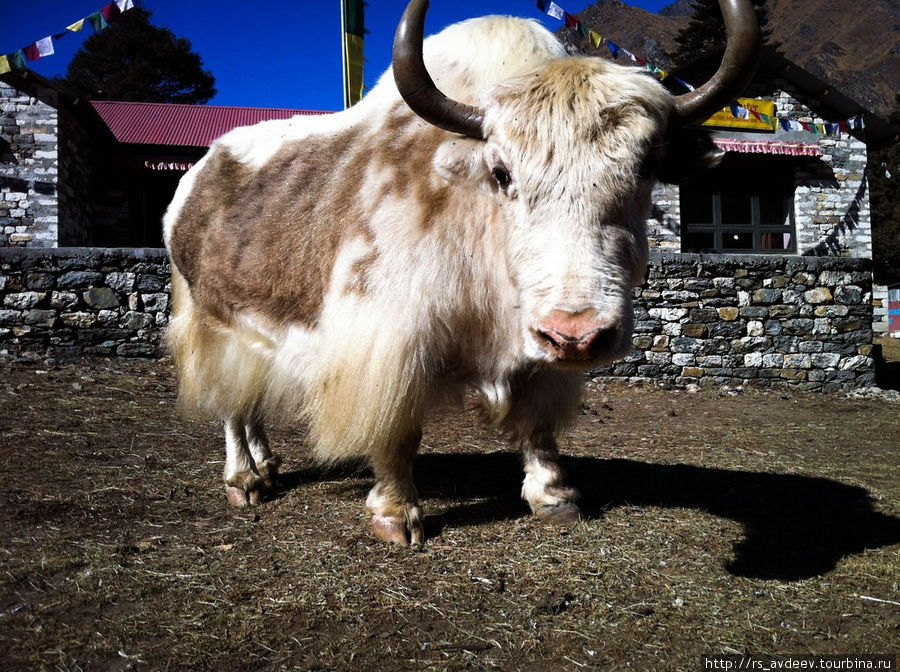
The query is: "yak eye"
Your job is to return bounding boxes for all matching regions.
[491,164,512,190]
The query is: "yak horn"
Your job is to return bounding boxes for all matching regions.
[393,0,486,140]
[673,0,761,125]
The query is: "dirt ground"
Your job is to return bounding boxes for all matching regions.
[0,356,898,671]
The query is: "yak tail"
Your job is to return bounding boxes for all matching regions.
[167,267,272,420]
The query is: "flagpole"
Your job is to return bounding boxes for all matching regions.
[340,0,349,110]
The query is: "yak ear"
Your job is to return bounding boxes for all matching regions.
[655,128,724,185]
[433,138,488,184]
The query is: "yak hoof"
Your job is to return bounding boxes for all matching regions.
[224,470,276,508]
[256,455,282,492]
[226,485,252,507]
[371,507,425,546]
[534,501,584,524]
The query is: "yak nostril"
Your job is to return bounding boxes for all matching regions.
[583,325,620,358]
[535,321,621,361]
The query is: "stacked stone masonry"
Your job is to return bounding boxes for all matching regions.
[1,82,59,248]
[0,248,876,392]
[0,248,169,360]
[593,252,876,392]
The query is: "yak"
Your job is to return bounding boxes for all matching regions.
[163,0,759,544]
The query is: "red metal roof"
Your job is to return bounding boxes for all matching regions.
[90,101,332,148]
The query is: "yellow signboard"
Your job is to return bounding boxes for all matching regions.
[700,98,777,132]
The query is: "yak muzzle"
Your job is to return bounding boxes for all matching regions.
[534,308,622,362]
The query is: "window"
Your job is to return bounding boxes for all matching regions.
[680,157,796,254]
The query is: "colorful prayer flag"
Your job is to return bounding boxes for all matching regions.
[87,11,108,32]
[67,19,86,32]
[0,55,10,75]
[546,2,565,20]
[588,30,603,48]
[8,50,26,70]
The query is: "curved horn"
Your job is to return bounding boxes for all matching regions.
[393,0,485,140]
[673,0,761,125]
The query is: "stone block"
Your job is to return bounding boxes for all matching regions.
[83,287,120,310]
[60,312,96,328]
[4,291,44,309]
[0,309,21,325]
[50,291,79,309]
[106,272,136,292]
[784,353,812,369]
[681,324,707,338]
[23,309,56,327]
[117,343,157,357]
[142,292,168,313]
[804,287,833,304]
[811,352,841,368]
[717,307,739,321]
[120,311,154,330]
[58,271,103,288]
[834,285,863,305]
[752,289,781,304]
[24,272,55,290]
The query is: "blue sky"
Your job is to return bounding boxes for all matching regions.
[7,1,675,111]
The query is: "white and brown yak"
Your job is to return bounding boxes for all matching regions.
[163,0,759,545]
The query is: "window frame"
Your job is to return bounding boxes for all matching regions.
[679,157,797,255]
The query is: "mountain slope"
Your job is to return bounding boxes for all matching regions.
[562,0,898,117]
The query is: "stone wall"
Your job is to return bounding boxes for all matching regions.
[594,252,875,392]
[0,247,169,360]
[0,248,876,391]
[1,82,59,247]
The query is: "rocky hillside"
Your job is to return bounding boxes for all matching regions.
[563,0,898,117]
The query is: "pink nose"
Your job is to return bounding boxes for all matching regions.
[535,309,620,361]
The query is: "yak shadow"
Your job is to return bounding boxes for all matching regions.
[416,451,900,581]
[274,451,900,581]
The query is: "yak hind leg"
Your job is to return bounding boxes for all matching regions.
[246,418,281,493]
[223,416,276,507]
[365,431,424,546]
[520,433,583,524]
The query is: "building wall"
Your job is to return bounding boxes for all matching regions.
[648,81,872,259]
[0,82,59,248]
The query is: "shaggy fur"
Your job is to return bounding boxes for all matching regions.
[164,14,701,542]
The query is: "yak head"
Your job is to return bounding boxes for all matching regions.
[393,0,760,368]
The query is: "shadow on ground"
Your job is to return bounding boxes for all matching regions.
[873,343,900,390]
[287,451,900,582]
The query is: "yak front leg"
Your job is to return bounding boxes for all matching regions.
[366,430,424,546]
[520,432,584,523]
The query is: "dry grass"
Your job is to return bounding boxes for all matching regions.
[0,359,897,671]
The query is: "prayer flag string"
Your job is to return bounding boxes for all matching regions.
[0,1,135,75]
[531,0,865,137]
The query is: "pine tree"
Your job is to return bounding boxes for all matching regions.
[671,0,778,67]
[870,95,900,284]
[64,8,216,104]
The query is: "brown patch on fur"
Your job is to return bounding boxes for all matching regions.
[345,248,378,296]
[373,103,455,230]
[170,128,373,328]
